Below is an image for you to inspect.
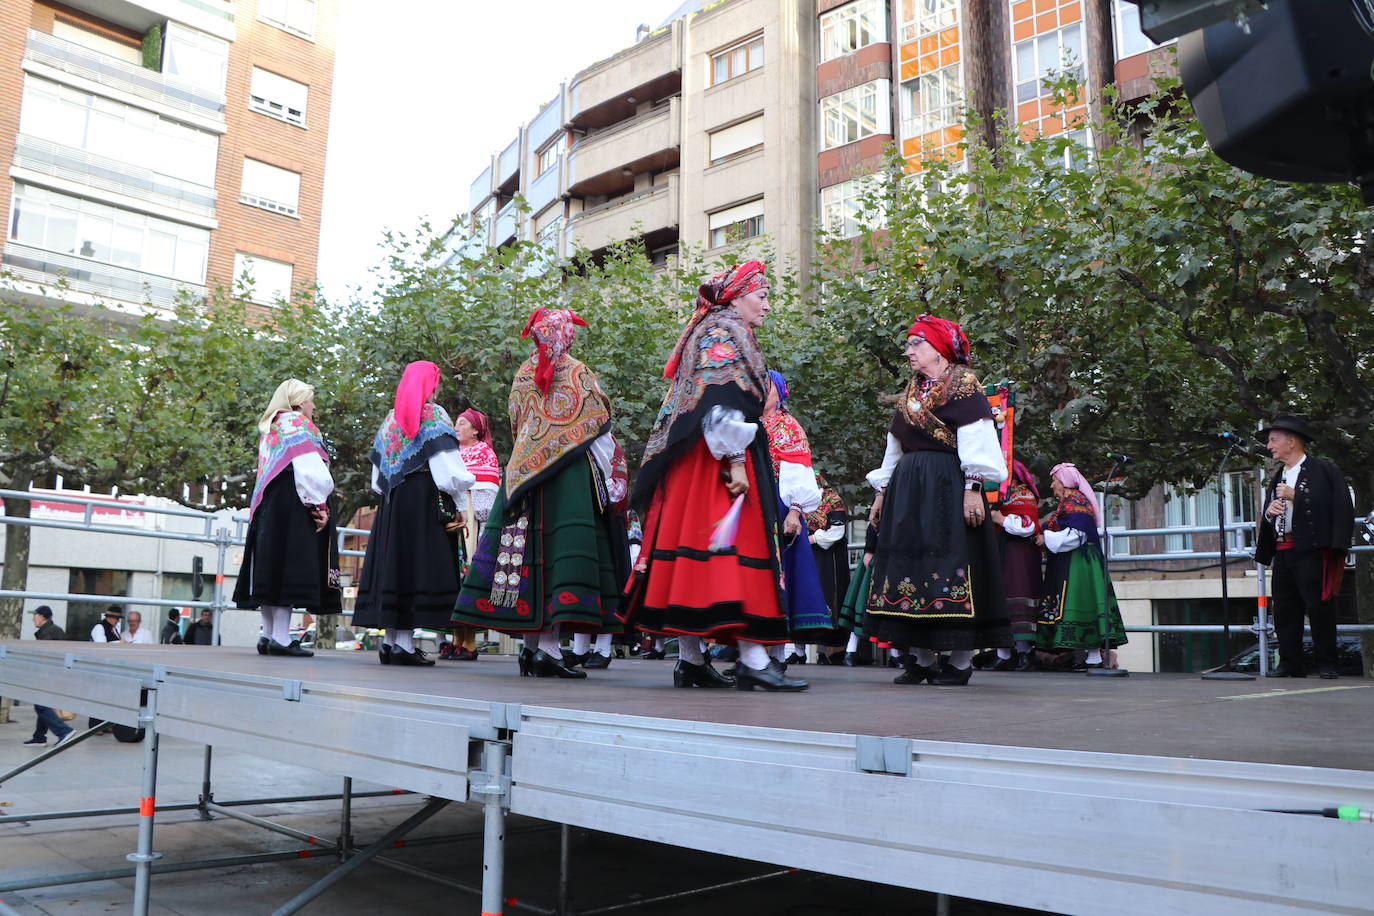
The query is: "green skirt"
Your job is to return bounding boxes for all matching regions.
[836,556,870,638]
[451,456,626,635]
[1035,544,1127,650]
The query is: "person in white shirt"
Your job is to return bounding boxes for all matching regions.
[864,315,1010,687]
[90,606,122,642]
[120,610,155,645]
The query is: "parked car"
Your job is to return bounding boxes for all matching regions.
[1205,635,1364,676]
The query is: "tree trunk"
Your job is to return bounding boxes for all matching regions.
[1081,0,1117,150]
[963,0,1012,152]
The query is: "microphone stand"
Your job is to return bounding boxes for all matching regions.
[1088,459,1128,677]
[1201,436,1255,681]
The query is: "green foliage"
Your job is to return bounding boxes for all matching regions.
[141,23,162,71]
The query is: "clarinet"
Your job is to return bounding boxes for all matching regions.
[1274,480,1287,540]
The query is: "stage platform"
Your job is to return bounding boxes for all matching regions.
[3,641,1372,915]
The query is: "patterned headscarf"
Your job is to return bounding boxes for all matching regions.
[767,369,789,410]
[907,314,971,366]
[662,260,768,379]
[257,378,314,434]
[1011,459,1039,501]
[522,307,587,395]
[1051,462,1103,530]
[394,361,441,438]
[458,407,493,446]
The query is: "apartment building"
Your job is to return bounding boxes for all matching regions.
[0,0,336,318]
[460,0,815,283]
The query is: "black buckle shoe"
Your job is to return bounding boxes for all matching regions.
[673,659,735,688]
[268,639,314,658]
[391,647,435,666]
[893,656,930,685]
[735,659,809,691]
[644,648,666,660]
[517,648,534,677]
[784,652,806,665]
[583,652,612,670]
[378,643,393,666]
[562,649,589,668]
[532,648,587,678]
[256,636,269,656]
[930,663,972,686]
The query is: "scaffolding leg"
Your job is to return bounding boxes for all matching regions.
[127,689,163,916]
[197,745,214,820]
[480,741,510,916]
[934,893,951,916]
[557,824,572,915]
[339,777,354,859]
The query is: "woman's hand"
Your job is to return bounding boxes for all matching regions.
[862,551,874,568]
[310,504,329,532]
[725,462,749,498]
[868,490,884,528]
[989,510,1005,526]
[963,490,985,527]
[444,519,467,537]
[783,508,802,538]
[1034,533,1045,547]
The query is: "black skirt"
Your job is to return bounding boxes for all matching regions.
[862,449,1011,651]
[353,469,462,631]
[233,468,342,614]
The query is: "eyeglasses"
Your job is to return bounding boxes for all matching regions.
[903,338,926,353]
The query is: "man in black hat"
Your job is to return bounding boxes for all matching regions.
[90,605,123,643]
[1254,415,1354,679]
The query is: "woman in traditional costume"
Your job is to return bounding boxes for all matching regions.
[354,361,475,666]
[760,370,829,664]
[806,473,854,664]
[234,378,340,658]
[621,261,808,692]
[864,315,1010,686]
[986,460,1044,671]
[451,308,629,679]
[1034,463,1127,666]
[443,408,501,661]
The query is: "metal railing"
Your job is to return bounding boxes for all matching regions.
[3,241,207,312]
[14,134,218,218]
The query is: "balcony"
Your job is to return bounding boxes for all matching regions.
[493,201,518,247]
[568,174,679,253]
[24,30,225,126]
[567,99,679,197]
[525,160,562,217]
[58,0,235,42]
[527,92,564,158]
[496,135,521,194]
[569,26,682,131]
[3,241,206,312]
[469,162,494,212]
[13,134,217,221]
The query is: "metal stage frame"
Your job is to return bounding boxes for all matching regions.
[2,642,1372,916]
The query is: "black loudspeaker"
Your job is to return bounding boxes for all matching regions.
[1179,1,1374,198]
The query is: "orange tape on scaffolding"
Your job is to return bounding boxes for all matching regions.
[1257,595,1268,608]
[139,797,155,817]
[215,574,225,585]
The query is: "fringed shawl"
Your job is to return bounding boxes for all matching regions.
[369,402,460,498]
[504,354,612,507]
[250,410,329,516]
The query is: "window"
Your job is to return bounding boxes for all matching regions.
[1102,493,1132,558]
[10,183,209,282]
[708,115,764,164]
[233,252,293,304]
[162,23,229,95]
[649,243,678,267]
[1163,473,1257,553]
[820,80,891,150]
[259,0,317,39]
[820,0,886,62]
[51,20,142,65]
[899,0,958,43]
[536,138,563,175]
[1014,23,1083,103]
[819,177,884,238]
[1113,0,1170,60]
[711,35,763,86]
[20,77,219,186]
[708,198,764,248]
[249,68,308,126]
[901,65,961,138]
[240,159,301,217]
[1058,128,1093,170]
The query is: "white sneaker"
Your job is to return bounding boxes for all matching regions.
[51,730,74,747]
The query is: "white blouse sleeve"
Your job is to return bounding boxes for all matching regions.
[1002,514,1036,537]
[702,406,758,459]
[811,522,847,548]
[429,448,476,497]
[290,452,335,505]
[865,433,903,491]
[370,464,382,495]
[1044,528,1086,553]
[956,418,1008,484]
[588,432,627,503]
[778,460,822,514]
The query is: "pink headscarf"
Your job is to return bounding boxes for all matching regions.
[394,360,441,438]
[458,408,493,446]
[1051,462,1102,530]
[522,308,587,395]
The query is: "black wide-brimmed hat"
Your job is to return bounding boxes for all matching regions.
[103,606,124,618]
[1257,414,1315,444]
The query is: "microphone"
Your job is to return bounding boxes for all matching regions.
[1218,432,1250,442]
[1106,451,1133,464]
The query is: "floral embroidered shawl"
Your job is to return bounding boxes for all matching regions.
[889,364,991,454]
[1001,482,1042,535]
[504,353,612,506]
[806,474,846,534]
[1046,489,1099,544]
[369,402,460,498]
[459,440,501,487]
[763,410,812,477]
[250,410,329,516]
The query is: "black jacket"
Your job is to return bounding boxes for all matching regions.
[34,620,66,641]
[1255,455,1354,565]
[183,620,214,646]
[160,621,183,645]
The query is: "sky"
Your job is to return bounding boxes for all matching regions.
[316,0,682,303]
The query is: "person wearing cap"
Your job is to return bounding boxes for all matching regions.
[90,605,123,643]
[1254,415,1354,679]
[864,315,1011,686]
[23,607,74,747]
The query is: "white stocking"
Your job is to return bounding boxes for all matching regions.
[571,633,592,655]
[593,633,613,657]
[846,633,860,652]
[948,649,973,670]
[677,635,704,665]
[738,642,769,671]
[913,648,938,668]
[767,643,787,662]
[996,648,1012,660]
[271,606,292,645]
[653,637,665,651]
[1015,639,1032,652]
[537,629,562,656]
[393,630,415,653]
[259,610,274,640]
[888,647,903,659]
[384,628,398,647]
[1085,649,1102,665]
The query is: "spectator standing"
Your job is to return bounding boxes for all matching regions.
[23,607,74,748]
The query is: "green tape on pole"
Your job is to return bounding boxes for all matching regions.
[1336,805,1361,821]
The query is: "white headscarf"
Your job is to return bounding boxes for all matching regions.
[257,379,314,434]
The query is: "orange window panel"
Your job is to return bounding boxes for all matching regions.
[1011,0,1034,23]
[1062,2,1082,24]
[1035,12,1058,33]
[1017,100,1039,123]
[918,51,940,73]
[901,59,921,80]
[942,125,962,146]
[940,46,959,66]
[920,34,939,56]
[1064,106,1088,128]
[938,25,959,48]
[899,38,922,62]
[1042,115,1064,136]
[1034,0,1056,12]
[1013,19,1035,41]
[1019,122,1039,141]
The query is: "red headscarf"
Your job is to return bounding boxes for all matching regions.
[522,307,587,395]
[457,407,493,446]
[907,314,971,366]
[662,260,768,379]
[394,360,441,438]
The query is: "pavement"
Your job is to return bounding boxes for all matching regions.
[0,704,1047,916]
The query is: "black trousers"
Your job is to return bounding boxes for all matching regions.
[1269,548,1338,674]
